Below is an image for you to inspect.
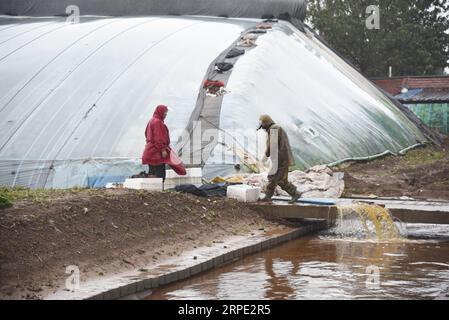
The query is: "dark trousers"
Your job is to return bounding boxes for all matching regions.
[148,164,166,181]
[265,164,297,199]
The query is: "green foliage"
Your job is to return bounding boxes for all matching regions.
[307,0,449,77]
[0,195,13,210]
[0,186,88,204]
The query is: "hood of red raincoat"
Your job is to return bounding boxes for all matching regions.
[153,105,168,120]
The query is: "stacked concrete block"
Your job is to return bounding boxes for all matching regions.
[164,168,203,189]
[123,178,163,191]
[227,185,261,203]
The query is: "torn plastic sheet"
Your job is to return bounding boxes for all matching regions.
[208,21,427,176]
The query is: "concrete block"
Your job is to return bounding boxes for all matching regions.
[87,293,104,300]
[123,178,163,191]
[233,248,243,259]
[202,259,214,272]
[190,264,202,276]
[144,278,156,290]
[213,255,224,267]
[120,282,137,297]
[136,281,145,293]
[103,287,120,300]
[249,243,261,253]
[178,268,191,280]
[279,234,288,243]
[223,252,233,263]
[165,271,179,284]
[135,289,153,300]
[227,185,261,203]
[158,274,168,286]
[261,240,270,249]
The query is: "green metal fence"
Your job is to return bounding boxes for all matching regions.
[406,103,449,134]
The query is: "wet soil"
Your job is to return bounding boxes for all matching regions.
[340,137,449,200]
[0,189,291,299]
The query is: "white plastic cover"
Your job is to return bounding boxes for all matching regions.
[0,16,252,188]
[204,22,426,177]
[0,16,427,188]
[0,0,307,21]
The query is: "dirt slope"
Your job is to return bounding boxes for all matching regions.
[0,189,289,299]
[340,137,449,200]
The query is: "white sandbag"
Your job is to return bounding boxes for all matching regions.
[242,165,345,199]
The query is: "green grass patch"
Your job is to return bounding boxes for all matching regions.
[401,149,446,166]
[0,195,13,209]
[0,186,88,204]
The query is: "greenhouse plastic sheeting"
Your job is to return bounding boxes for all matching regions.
[204,22,427,177]
[0,0,307,21]
[0,16,428,188]
[406,104,449,134]
[0,16,253,188]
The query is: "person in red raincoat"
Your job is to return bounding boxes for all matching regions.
[142,105,186,180]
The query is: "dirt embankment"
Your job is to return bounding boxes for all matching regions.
[340,137,449,200]
[0,189,291,300]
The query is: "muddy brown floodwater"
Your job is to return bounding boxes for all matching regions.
[147,225,449,300]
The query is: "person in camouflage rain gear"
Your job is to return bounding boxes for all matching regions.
[258,115,301,204]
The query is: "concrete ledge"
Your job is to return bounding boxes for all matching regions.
[389,208,449,225]
[250,202,449,225]
[49,222,326,300]
[250,203,338,225]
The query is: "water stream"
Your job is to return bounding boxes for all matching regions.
[146,205,449,300]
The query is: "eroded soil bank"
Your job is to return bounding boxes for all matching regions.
[0,189,294,299]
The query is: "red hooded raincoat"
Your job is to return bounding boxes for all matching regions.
[142,105,186,175]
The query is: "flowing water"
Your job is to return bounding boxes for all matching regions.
[334,204,402,241]
[146,205,449,300]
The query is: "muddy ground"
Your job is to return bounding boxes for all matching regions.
[2,138,448,300]
[340,137,449,200]
[0,189,293,300]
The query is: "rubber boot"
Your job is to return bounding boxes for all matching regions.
[288,192,301,204]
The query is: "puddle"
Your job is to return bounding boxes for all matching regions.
[146,224,449,300]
